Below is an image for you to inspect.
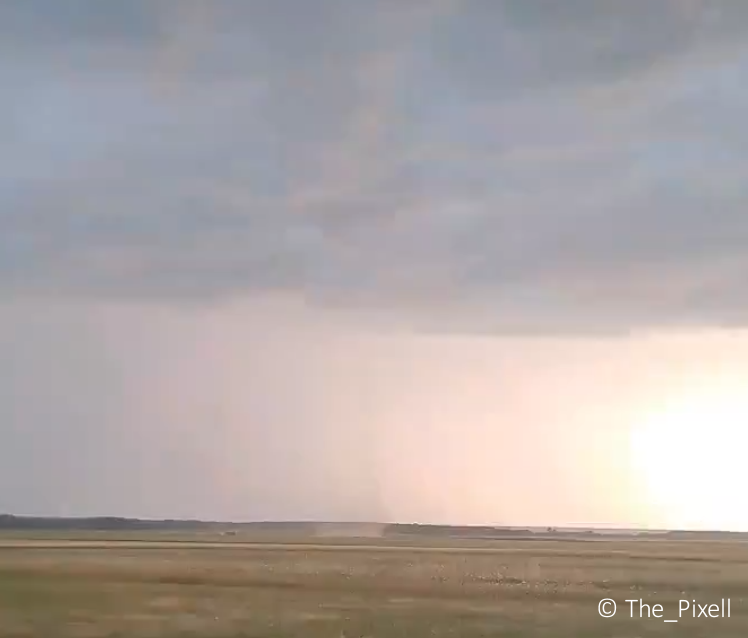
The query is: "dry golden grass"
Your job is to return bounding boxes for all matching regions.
[0,534,747,636]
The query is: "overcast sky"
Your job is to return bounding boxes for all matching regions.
[2,1,748,530]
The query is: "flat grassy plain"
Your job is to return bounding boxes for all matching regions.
[1,532,747,637]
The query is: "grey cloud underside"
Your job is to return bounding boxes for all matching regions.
[3,0,748,332]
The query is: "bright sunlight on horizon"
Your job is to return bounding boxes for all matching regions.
[629,383,748,532]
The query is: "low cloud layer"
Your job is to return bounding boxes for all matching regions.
[3,0,748,333]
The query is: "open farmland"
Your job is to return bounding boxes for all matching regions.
[1,533,747,637]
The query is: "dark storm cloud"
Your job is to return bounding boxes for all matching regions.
[3,0,748,332]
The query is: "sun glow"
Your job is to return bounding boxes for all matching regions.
[629,387,748,531]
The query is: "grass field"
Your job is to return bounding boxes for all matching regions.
[1,533,747,637]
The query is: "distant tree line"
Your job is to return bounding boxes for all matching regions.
[1,515,743,540]
[0,514,211,531]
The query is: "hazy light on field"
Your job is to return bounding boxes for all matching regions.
[3,297,748,531]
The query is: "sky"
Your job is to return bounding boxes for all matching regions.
[2,0,748,531]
